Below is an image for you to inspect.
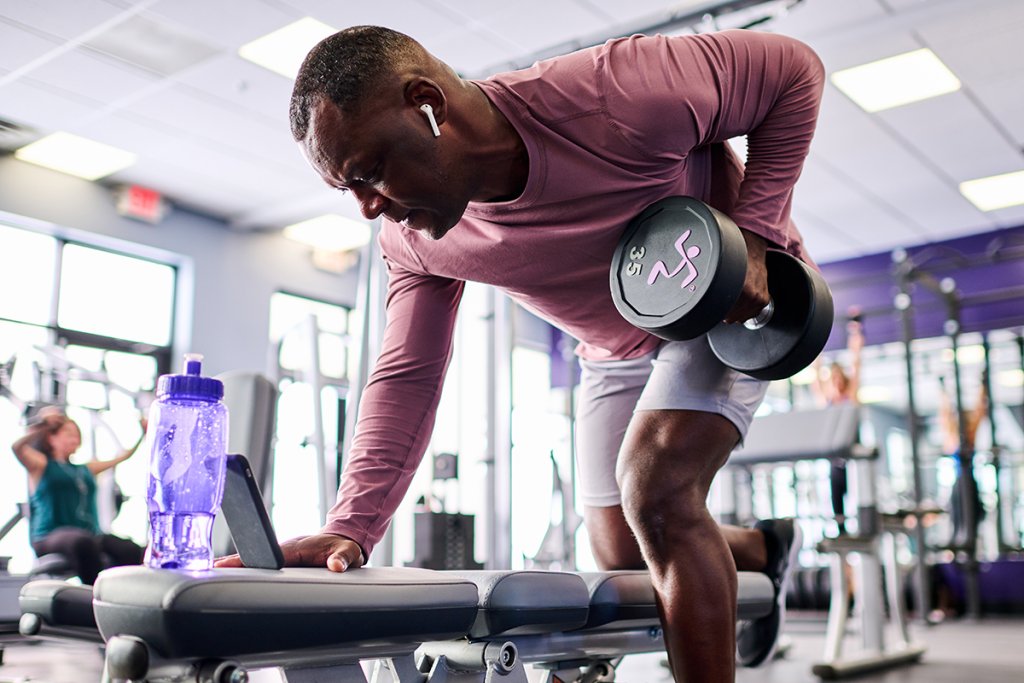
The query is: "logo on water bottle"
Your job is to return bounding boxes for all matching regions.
[647,230,702,291]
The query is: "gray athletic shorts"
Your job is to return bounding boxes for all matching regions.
[576,337,769,508]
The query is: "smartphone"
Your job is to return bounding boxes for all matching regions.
[221,453,285,569]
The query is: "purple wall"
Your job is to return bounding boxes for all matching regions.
[819,224,1024,351]
[550,222,1024,383]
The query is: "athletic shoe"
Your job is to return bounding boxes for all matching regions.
[736,518,803,667]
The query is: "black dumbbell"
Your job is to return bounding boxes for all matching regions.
[609,196,834,380]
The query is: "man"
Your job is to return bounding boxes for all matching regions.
[221,24,823,681]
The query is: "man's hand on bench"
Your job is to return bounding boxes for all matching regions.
[214,534,365,572]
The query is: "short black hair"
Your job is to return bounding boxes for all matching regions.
[290,25,419,141]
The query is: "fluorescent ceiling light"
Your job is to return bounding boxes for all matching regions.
[830,48,960,112]
[238,17,335,79]
[284,215,371,252]
[15,132,136,180]
[959,170,1024,211]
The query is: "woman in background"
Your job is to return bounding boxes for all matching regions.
[11,407,145,584]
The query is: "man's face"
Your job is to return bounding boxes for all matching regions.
[301,95,469,240]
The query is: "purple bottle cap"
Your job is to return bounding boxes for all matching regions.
[156,353,223,401]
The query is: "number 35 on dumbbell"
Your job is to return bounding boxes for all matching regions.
[609,196,834,381]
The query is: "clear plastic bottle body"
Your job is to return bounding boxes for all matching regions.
[145,395,227,570]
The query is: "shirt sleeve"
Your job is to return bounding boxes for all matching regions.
[599,29,825,248]
[320,257,464,557]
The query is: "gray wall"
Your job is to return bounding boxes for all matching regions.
[0,156,360,376]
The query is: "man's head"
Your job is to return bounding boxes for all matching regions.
[290,26,471,240]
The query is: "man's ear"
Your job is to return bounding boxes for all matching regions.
[405,78,446,127]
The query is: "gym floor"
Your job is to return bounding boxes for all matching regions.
[1,617,1021,683]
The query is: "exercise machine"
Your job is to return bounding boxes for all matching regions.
[723,404,926,679]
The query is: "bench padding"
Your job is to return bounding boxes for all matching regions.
[448,571,590,637]
[20,580,96,629]
[93,566,479,658]
[578,571,774,630]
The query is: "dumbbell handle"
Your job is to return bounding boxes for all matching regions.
[743,299,775,331]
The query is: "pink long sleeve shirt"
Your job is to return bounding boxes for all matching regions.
[322,29,825,556]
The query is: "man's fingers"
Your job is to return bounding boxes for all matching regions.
[326,551,350,572]
[213,554,242,568]
[214,534,360,571]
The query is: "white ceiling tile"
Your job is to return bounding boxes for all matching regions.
[428,28,525,76]
[973,75,1024,146]
[0,0,129,40]
[73,110,181,158]
[926,19,1024,86]
[174,53,294,125]
[767,0,887,40]
[431,0,517,23]
[576,0,685,25]
[795,156,927,250]
[0,19,62,72]
[482,0,609,54]
[910,0,1024,44]
[26,47,161,109]
[145,0,302,51]
[986,203,1024,228]
[120,85,277,156]
[0,78,97,132]
[878,91,1022,182]
[284,0,463,38]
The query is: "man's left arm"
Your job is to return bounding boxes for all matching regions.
[603,29,825,249]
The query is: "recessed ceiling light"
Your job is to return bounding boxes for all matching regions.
[14,132,136,180]
[238,17,336,79]
[830,48,960,112]
[959,170,1024,211]
[284,214,371,252]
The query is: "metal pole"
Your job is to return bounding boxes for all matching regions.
[981,335,1007,552]
[563,333,579,569]
[892,249,931,621]
[942,280,981,619]
[485,291,514,569]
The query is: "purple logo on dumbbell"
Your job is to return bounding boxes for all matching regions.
[647,230,701,290]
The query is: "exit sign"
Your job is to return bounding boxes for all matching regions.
[115,184,168,224]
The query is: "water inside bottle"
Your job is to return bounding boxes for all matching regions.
[145,511,215,570]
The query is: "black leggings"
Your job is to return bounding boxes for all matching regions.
[32,527,144,585]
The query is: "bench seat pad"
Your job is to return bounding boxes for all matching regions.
[93,566,479,659]
[578,571,775,630]
[447,571,590,637]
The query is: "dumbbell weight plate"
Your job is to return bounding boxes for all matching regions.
[610,196,748,341]
[706,250,834,381]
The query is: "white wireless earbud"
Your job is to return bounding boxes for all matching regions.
[419,103,441,138]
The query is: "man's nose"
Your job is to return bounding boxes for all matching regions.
[352,187,388,220]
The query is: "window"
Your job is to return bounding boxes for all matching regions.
[267,292,353,538]
[58,243,175,346]
[0,221,175,573]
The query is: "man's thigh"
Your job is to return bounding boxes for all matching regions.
[575,337,769,509]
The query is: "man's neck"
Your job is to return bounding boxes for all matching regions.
[462,82,529,203]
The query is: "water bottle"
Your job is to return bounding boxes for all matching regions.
[145,353,228,570]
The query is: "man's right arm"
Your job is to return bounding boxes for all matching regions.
[216,255,465,571]
[320,258,465,560]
